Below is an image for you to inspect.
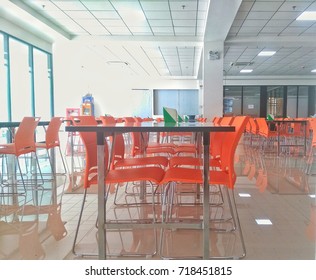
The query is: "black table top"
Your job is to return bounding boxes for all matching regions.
[0,121,50,128]
[65,121,235,133]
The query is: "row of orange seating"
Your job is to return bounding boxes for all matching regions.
[69,114,248,259]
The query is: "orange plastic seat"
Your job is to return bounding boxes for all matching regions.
[35,117,67,176]
[0,117,43,193]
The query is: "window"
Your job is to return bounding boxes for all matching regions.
[153,89,199,117]
[287,86,298,118]
[267,86,284,118]
[243,86,260,117]
[34,48,52,119]
[297,86,308,118]
[0,31,54,122]
[224,86,242,115]
[9,37,32,121]
[0,33,8,121]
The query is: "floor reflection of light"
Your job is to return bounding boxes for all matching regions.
[255,219,273,225]
[238,193,251,197]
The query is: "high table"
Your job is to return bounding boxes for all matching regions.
[65,121,235,259]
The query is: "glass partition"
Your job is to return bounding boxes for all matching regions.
[242,86,260,117]
[34,48,51,120]
[223,86,242,116]
[287,86,297,118]
[267,86,284,118]
[297,86,308,118]
[9,37,32,121]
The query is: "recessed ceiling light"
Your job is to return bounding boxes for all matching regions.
[311,69,316,73]
[258,51,276,57]
[238,193,251,197]
[296,11,316,21]
[255,219,272,225]
[240,69,253,73]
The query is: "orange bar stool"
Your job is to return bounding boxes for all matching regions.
[0,117,44,195]
[158,116,248,259]
[70,116,165,258]
[35,117,68,179]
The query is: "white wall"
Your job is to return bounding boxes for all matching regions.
[53,39,199,118]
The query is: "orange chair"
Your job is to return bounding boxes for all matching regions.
[100,115,169,205]
[70,116,165,257]
[306,118,316,174]
[159,116,248,259]
[0,117,43,194]
[35,117,67,177]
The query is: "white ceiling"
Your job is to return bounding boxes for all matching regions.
[7,0,316,78]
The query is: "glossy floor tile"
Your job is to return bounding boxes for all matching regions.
[1,142,315,260]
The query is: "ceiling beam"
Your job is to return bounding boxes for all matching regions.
[225,35,316,47]
[204,0,242,42]
[9,0,72,40]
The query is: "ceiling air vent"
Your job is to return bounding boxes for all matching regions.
[230,61,254,67]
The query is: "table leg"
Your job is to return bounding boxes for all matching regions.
[97,132,106,259]
[203,132,210,259]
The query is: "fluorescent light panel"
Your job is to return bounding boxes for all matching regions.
[296,11,316,21]
[311,69,316,73]
[255,219,273,225]
[240,69,253,73]
[258,51,276,57]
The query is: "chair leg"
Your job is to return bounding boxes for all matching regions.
[72,188,97,257]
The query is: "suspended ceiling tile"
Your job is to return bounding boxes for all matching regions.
[51,0,86,10]
[147,19,172,27]
[143,11,171,19]
[64,11,96,19]
[169,0,198,11]
[265,19,293,27]
[106,26,132,35]
[90,11,120,19]
[80,0,113,10]
[278,1,313,12]
[171,11,197,20]
[173,19,197,27]
[243,19,269,27]
[111,1,142,11]
[280,26,308,35]
[129,26,152,33]
[99,19,125,27]
[174,27,196,35]
[271,11,302,20]
[247,11,275,20]
[140,0,170,10]
[235,11,251,20]
[151,26,174,34]
[260,26,285,34]
[252,1,283,12]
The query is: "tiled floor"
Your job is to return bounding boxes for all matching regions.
[1,142,315,260]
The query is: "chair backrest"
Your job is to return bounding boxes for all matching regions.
[219,116,249,188]
[15,116,40,156]
[99,115,116,125]
[249,117,258,135]
[99,115,126,166]
[71,116,109,189]
[45,117,64,149]
[256,118,269,136]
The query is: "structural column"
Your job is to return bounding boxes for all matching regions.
[202,41,224,120]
